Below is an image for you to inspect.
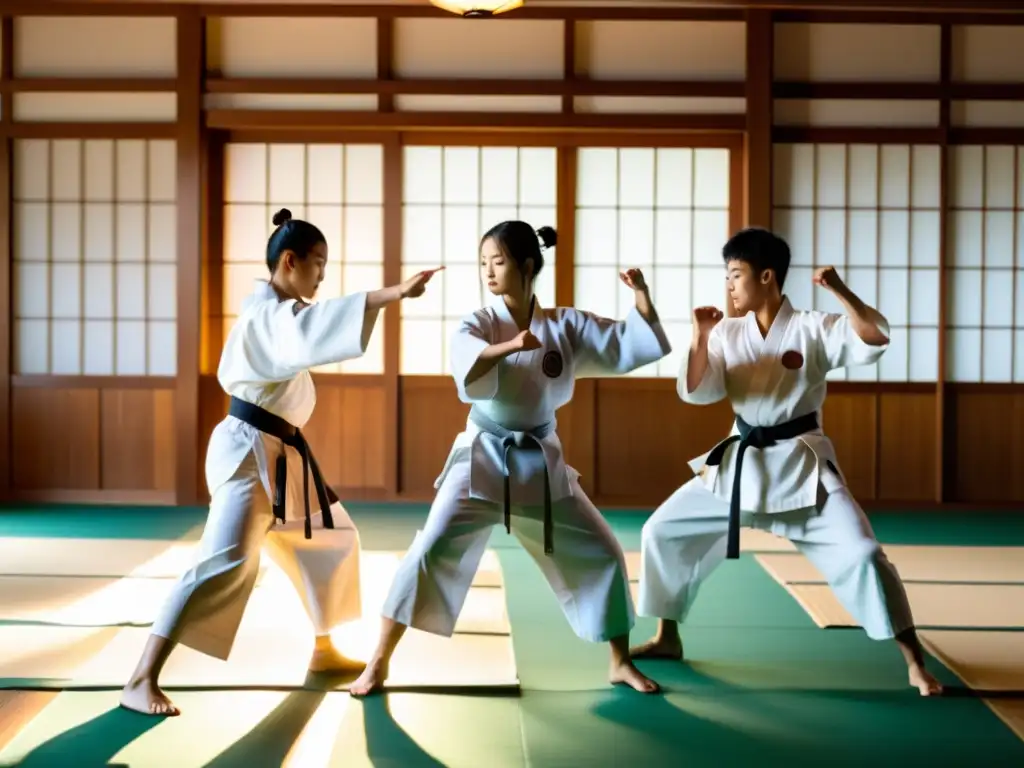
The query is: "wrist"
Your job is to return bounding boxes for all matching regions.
[497,339,519,356]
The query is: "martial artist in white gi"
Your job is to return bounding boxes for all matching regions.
[631,228,942,696]
[349,221,671,696]
[120,209,442,716]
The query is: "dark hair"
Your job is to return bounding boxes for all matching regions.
[480,221,557,285]
[722,227,791,289]
[265,208,327,274]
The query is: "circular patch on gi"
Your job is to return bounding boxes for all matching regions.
[781,350,804,370]
[542,350,563,379]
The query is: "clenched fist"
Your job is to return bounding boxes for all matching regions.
[693,305,724,336]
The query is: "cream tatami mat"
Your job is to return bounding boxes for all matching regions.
[0,543,517,692]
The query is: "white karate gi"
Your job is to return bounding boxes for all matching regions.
[151,281,371,660]
[382,299,671,642]
[638,297,914,641]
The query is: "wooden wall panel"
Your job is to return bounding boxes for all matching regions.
[594,379,733,505]
[11,387,100,490]
[301,379,388,490]
[555,379,596,498]
[196,375,388,501]
[877,392,937,502]
[100,389,176,492]
[197,373,227,497]
[392,386,954,508]
[951,390,1024,503]
[10,386,177,496]
[399,378,469,496]
[821,393,878,501]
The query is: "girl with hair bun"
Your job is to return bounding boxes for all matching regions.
[121,208,442,716]
[351,220,671,696]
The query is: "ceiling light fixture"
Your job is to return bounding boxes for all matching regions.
[429,0,524,18]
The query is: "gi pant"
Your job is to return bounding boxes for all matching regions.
[150,452,361,660]
[381,461,634,643]
[638,477,914,641]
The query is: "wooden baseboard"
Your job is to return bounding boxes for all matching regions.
[4,489,177,506]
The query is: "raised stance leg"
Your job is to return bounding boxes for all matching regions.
[778,488,943,696]
[513,480,659,693]
[349,463,498,696]
[263,500,364,675]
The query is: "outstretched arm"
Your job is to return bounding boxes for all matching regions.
[253,268,443,380]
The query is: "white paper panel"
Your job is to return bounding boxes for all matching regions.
[400,145,558,375]
[222,141,386,374]
[772,143,944,383]
[11,139,179,375]
[945,144,1024,382]
[575,146,731,378]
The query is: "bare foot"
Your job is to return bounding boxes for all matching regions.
[909,664,943,697]
[119,678,180,716]
[629,635,683,661]
[609,660,661,693]
[349,660,388,697]
[308,643,366,675]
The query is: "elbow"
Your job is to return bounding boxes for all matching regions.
[677,376,724,406]
[457,370,498,402]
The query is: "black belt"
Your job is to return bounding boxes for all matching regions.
[228,397,336,539]
[469,407,555,555]
[704,412,819,560]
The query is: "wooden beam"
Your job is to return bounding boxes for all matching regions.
[772,127,944,143]
[176,7,203,507]
[196,4,745,21]
[774,9,1024,24]
[8,2,1024,21]
[0,123,177,139]
[774,82,1024,100]
[206,110,746,133]
[1,78,176,93]
[204,77,746,99]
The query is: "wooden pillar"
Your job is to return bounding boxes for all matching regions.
[745,8,773,230]
[175,9,204,506]
[937,23,952,503]
[0,17,12,500]
[737,9,773,319]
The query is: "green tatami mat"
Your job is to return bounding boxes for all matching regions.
[499,552,822,694]
[0,506,208,541]
[7,503,1023,550]
[497,547,1024,766]
[0,690,526,767]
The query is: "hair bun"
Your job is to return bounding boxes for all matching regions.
[537,226,558,249]
[272,208,293,227]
